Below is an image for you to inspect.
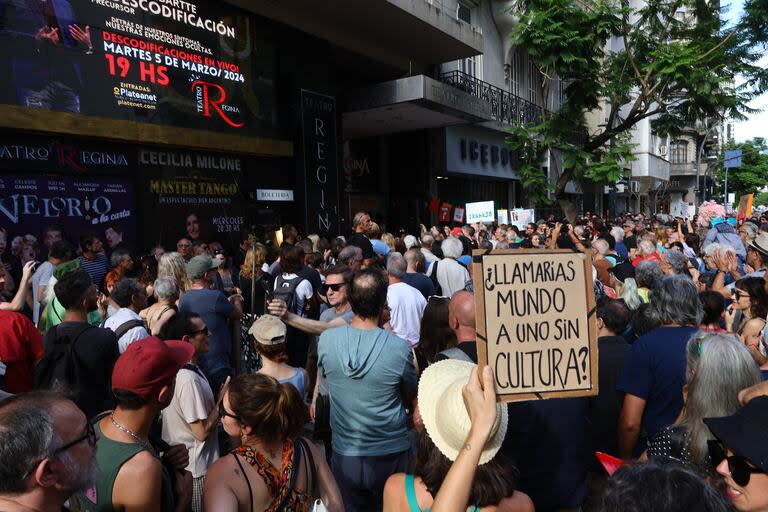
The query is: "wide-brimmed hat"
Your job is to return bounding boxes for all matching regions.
[748,233,768,257]
[704,396,768,472]
[248,315,287,345]
[418,359,508,465]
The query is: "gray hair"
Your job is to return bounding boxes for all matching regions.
[679,331,761,466]
[386,252,407,278]
[610,226,624,242]
[110,248,131,267]
[338,245,362,265]
[421,234,435,249]
[743,222,759,241]
[637,239,656,257]
[635,260,664,289]
[619,277,643,310]
[352,212,369,229]
[153,277,180,301]
[404,248,426,273]
[0,393,61,493]
[650,275,703,326]
[591,239,609,256]
[442,237,463,259]
[662,250,690,276]
[110,278,143,308]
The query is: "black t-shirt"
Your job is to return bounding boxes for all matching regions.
[298,266,322,293]
[589,336,631,463]
[43,322,120,419]
[434,341,477,363]
[347,233,374,260]
[624,234,638,250]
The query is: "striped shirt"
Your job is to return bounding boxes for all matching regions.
[79,254,109,290]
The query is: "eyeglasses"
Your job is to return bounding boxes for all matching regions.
[54,422,97,456]
[24,422,97,478]
[218,402,241,421]
[709,440,765,486]
[190,327,210,337]
[734,290,747,300]
[322,283,345,294]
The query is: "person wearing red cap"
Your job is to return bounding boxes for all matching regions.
[74,336,195,512]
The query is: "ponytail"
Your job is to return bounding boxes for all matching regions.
[228,374,307,445]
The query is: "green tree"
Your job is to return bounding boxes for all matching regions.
[714,138,768,202]
[505,0,768,220]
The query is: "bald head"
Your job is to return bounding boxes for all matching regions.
[449,290,476,336]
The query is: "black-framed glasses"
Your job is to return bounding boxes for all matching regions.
[218,402,241,421]
[708,440,765,487]
[734,290,746,300]
[24,422,97,479]
[190,327,210,337]
[54,422,97,456]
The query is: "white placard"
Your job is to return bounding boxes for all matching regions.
[509,209,535,229]
[466,201,495,223]
[497,209,509,225]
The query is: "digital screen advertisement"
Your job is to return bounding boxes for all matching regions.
[0,0,275,135]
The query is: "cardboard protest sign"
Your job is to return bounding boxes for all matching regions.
[472,249,598,402]
[466,201,495,223]
[738,194,754,225]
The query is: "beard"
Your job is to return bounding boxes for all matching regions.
[58,450,99,492]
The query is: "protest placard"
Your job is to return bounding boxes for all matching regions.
[509,209,535,229]
[497,209,509,225]
[472,249,598,402]
[466,201,495,223]
[453,207,465,223]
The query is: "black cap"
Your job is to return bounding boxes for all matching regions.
[704,396,768,472]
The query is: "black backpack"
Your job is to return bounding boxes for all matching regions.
[273,275,306,314]
[34,324,93,399]
[429,261,444,296]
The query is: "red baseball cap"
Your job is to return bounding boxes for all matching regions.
[112,336,194,399]
[451,227,463,237]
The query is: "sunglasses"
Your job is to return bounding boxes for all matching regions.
[709,440,765,487]
[321,282,346,294]
[218,402,241,421]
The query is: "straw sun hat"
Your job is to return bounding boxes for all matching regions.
[418,359,508,465]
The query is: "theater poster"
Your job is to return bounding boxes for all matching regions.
[0,174,135,257]
[0,0,275,136]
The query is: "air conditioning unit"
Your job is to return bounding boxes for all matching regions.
[658,145,668,156]
[616,184,626,193]
[630,180,640,193]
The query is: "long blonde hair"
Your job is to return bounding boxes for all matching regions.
[240,243,268,279]
[158,252,191,294]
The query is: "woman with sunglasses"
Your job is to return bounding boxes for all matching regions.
[726,277,768,365]
[204,373,344,512]
[705,396,768,511]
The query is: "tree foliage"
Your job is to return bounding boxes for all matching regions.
[506,0,768,219]
[714,138,768,202]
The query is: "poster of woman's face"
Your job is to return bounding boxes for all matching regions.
[186,213,201,241]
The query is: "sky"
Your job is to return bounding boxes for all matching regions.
[723,0,768,142]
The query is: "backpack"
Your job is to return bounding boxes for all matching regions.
[273,275,307,314]
[112,319,146,340]
[428,261,444,296]
[34,324,93,399]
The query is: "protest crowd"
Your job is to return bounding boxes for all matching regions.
[5,203,768,512]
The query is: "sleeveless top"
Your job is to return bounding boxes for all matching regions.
[75,415,175,512]
[233,441,311,512]
[405,474,480,512]
[279,368,306,397]
[147,304,177,331]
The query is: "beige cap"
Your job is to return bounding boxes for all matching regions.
[248,315,287,345]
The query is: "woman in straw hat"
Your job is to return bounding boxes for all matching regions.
[383,361,533,512]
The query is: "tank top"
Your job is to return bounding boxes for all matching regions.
[405,474,480,512]
[279,368,306,397]
[74,415,176,512]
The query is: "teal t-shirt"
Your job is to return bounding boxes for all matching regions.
[317,325,417,456]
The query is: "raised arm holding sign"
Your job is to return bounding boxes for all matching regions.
[471,249,598,402]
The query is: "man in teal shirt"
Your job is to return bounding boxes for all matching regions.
[318,268,417,512]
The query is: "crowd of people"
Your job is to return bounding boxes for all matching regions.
[3,207,768,511]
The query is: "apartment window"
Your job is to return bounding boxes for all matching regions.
[510,47,522,97]
[670,140,688,164]
[457,2,482,79]
[527,54,538,104]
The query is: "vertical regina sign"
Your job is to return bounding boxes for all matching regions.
[472,249,598,402]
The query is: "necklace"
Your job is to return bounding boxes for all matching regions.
[110,412,156,456]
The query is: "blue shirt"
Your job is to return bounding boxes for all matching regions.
[617,326,699,439]
[615,241,628,259]
[371,239,391,257]
[318,325,417,457]
[178,289,234,377]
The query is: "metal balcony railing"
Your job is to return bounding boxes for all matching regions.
[438,70,542,125]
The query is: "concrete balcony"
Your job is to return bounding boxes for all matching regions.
[630,152,670,182]
[227,0,484,71]
[670,161,711,176]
